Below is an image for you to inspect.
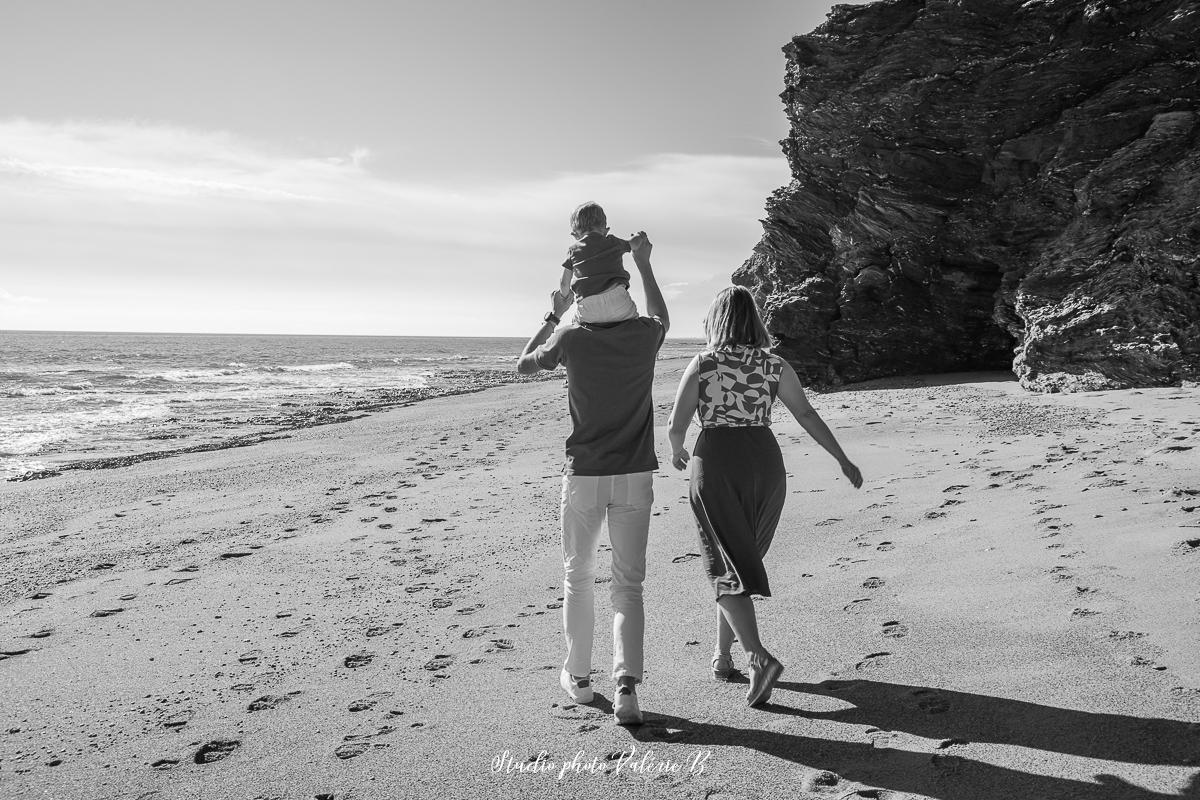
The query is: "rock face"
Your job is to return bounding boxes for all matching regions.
[736,0,1200,391]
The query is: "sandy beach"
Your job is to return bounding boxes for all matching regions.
[2,356,1198,800]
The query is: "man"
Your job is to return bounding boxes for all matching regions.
[516,231,669,726]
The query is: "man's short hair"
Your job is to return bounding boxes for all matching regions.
[571,201,608,234]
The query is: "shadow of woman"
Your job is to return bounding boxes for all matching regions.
[776,678,1200,767]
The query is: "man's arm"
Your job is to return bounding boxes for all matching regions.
[629,231,669,335]
[516,289,573,375]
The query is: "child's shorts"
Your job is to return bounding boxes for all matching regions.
[567,284,639,326]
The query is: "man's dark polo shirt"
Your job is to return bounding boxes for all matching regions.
[533,316,666,476]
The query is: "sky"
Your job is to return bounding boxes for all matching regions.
[0,0,864,338]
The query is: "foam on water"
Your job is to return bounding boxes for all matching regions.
[0,330,705,480]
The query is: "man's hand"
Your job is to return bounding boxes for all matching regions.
[671,448,690,471]
[550,289,572,319]
[629,231,652,264]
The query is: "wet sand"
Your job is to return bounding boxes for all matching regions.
[2,360,1198,800]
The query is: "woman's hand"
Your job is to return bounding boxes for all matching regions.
[671,448,690,471]
[840,459,863,488]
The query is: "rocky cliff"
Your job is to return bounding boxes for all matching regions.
[736,0,1200,391]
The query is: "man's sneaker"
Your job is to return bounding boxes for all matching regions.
[560,669,594,703]
[613,684,643,726]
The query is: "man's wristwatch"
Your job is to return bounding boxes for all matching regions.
[543,311,560,325]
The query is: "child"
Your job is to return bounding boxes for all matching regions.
[558,201,642,325]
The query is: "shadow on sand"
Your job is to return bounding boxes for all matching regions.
[605,678,1200,799]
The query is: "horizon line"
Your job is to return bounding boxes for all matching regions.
[0,328,705,340]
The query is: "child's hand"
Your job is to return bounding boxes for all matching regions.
[629,231,651,256]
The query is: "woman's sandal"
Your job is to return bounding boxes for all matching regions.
[712,653,735,681]
[746,655,784,706]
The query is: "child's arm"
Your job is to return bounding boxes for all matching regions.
[559,268,572,297]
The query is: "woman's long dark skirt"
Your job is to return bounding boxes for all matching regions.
[689,426,786,598]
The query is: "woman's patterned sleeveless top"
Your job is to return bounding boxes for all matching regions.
[696,346,785,428]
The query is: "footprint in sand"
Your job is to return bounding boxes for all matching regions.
[334,741,371,760]
[862,577,886,589]
[344,652,375,669]
[162,710,193,730]
[672,553,700,563]
[27,628,54,639]
[0,648,33,661]
[1172,538,1200,555]
[1048,566,1074,582]
[248,693,298,712]
[843,599,873,614]
[28,591,52,600]
[876,542,895,551]
[90,607,125,618]
[911,688,950,714]
[193,739,240,764]
[348,691,393,713]
[486,639,514,653]
[881,621,909,639]
[220,551,252,560]
[549,702,606,721]
[237,650,262,665]
[854,652,893,671]
[462,626,497,639]
[335,725,397,759]
[151,757,181,770]
[430,598,453,609]
[801,769,843,794]
[423,654,455,672]
[456,603,485,615]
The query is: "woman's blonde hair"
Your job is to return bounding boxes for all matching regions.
[704,286,772,350]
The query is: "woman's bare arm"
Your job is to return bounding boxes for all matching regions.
[775,360,863,488]
[667,355,701,470]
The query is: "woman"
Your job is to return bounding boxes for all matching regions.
[667,286,862,706]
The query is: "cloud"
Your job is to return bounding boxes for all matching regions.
[0,288,46,305]
[0,118,788,335]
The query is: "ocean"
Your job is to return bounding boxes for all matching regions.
[0,330,704,481]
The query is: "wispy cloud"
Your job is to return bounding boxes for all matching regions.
[0,288,46,305]
[0,119,788,335]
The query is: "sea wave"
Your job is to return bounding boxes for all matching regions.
[273,362,357,373]
[0,397,171,457]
